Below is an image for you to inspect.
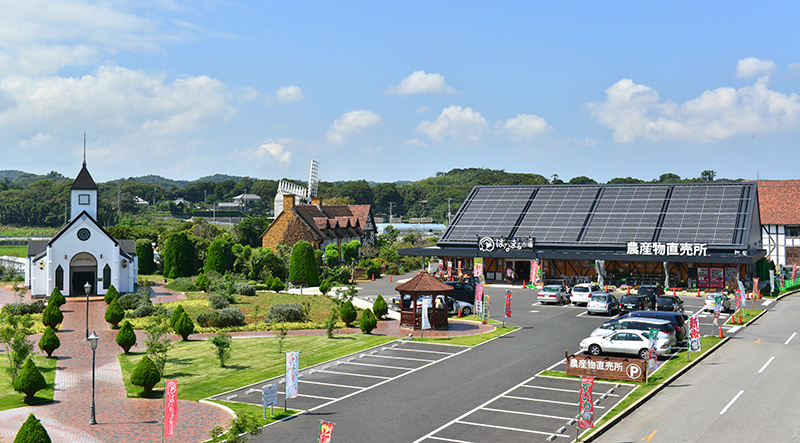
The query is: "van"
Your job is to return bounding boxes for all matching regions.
[622,311,688,341]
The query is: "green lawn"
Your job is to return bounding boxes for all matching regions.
[0,245,27,257]
[412,326,519,346]
[118,334,396,401]
[0,356,57,411]
[207,400,298,439]
[725,308,763,325]
[0,226,59,236]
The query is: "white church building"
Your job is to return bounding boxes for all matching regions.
[26,161,138,297]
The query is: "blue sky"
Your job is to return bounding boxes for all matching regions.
[1,1,799,183]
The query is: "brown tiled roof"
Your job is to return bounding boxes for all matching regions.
[394,271,454,294]
[757,180,800,225]
[293,204,372,241]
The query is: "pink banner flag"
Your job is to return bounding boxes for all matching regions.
[164,379,178,437]
[578,376,595,429]
[504,291,512,318]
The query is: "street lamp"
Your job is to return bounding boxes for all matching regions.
[84,281,92,340]
[87,331,99,425]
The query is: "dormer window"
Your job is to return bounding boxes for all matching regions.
[79,194,90,205]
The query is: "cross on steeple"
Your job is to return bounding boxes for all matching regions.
[83,132,86,167]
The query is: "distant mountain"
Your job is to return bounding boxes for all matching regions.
[129,175,190,187]
[0,170,33,180]
[194,174,246,183]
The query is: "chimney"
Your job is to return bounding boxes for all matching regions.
[283,194,296,212]
[311,196,323,207]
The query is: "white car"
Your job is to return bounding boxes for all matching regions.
[537,284,570,305]
[571,283,605,305]
[703,293,732,312]
[591,317,677,347]
[580,329,673,359]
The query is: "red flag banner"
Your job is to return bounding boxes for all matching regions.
[504,291,512,318]
[164,379,178,437]
[793,263,797,282]
[319,420,335,443]
[578,376,595,429]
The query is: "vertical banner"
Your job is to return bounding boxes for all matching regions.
[687,316,701,352]
[482,295,490,324]
[475,283,484,317]
[577,376,595,429]
[318,420,335,443]
[504,291,512,318]
[530,260,539,287]
[793,263,797,283]
[447,261,453,280]
[754,277,760,300]
[734,289,742,313]
[647,328,658,372]
[285,351,299,400]
[738,280,747,306]
[164,379,177,438]
[473,258,483,281]
[713,295,722,326]
[421,297,432,330]
[769,270,775,292]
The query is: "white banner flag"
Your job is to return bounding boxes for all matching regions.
[421,298,432,330]
[285,351,299,399]
[738,280,747,306]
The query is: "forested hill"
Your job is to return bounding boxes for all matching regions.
[0,167,738,228]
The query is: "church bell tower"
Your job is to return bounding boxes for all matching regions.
[70,136,98,220]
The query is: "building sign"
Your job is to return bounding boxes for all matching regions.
[478,236,535,252]
[578,376,595,429]
[626,241,708,257]
[566,354,646,382]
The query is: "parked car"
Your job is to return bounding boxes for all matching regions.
[591,317,677,346]
[444,281,476,304]
[580,329,673,359]
[571,283,605,305]
[656,295,684,313]
[704,293,732,312]
[619,295,652,314]
[587,293,620,315]
[637,285,664,307]
[621,311,688,341]
[538,284,570,305]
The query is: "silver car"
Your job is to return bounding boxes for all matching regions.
[537,284,569,305]
[571,283,606,305]
[580,329,673,359]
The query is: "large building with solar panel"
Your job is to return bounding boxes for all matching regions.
[400,183,764,290]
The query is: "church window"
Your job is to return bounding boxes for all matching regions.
[55,266,64,291]
[103,264,111,289]
[79,194,90,205]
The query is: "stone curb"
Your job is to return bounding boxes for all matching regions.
[199,398,236,418]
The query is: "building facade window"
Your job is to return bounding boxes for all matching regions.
[55,265,64,291]
[787,227,800,238]
[103,264,111,289]
[79,194,90,205]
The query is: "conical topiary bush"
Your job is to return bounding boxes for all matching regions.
[13,413,51,443]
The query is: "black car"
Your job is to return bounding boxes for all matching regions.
[637,285,665,307]
[444,281,476,303]
[622,311,689,341]
[619,295,652,314]
[655,295,684,313]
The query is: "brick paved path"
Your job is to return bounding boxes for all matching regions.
[0,297,231,443]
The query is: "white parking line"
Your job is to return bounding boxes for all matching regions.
[481,407,572,421]
[319,369,391,380]
[762,299,774,306]
[344,361,411,371]
[503,395,605,409]
[278,391,336,401]
[720,390,745,415]
[428,436,473,443]
[299,380,363,389]
[456,421,570,438]
[366,354,437,362]
[520,385,620,397]
[758,356,775,373]
[786,332,797,345]
[529,310,540,313]
[576,312,588,318]
[545,359,565,371]
[389,347,455,355]
[728,326,741,334]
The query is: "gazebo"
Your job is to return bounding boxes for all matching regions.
[395,271,452,330]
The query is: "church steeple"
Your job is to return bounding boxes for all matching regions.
[70,135,98,220]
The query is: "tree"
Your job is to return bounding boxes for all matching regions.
[136,239,156,275]
[341,240,361,265]
[288,241,319,287]
[131,355,161,393]
[0,315,34,383]
[13,414,51,443]
[104,299,125,329]
[568,176,597,184]
[324,243,340,267]
[210,412,262,443]
[340,300,357,327]
[174,312,195,341]
[205,234,234,274]
[41,303,63,329]
[232,217,270,248]
[372,295,388,319]
[13,358,47,400]
[37,327,60,357]
[162,231,197,278]
[195,273,210,292]
[48,288,65,307]
[319,279,332,296]
[104,284,120,305]
[657,173,681,183]
[210,331,232,367]
[170,305,186,329]
[116,321,137,353]
[145,316,172,375]
[359,308,378,334]
[701,169,717,181]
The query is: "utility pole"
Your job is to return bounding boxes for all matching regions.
[117,182,121,221]
[447,198,453,225]
[388,202,395,222]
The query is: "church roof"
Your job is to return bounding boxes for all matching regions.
[71,164,97,190]
[49,210,118,247]
[27,240,48,258]
[120,239,136,255]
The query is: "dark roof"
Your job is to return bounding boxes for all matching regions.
[27,240,49,257]
[394,271,454,293]
[756,180,800,225]
[71,164,97,190]
[119,239,136,255]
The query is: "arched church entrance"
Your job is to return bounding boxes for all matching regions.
[70,252,97,296]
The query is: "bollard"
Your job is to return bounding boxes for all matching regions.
[697,289,701,297]
[673,288,676,296]
[390,275,392,282]
[627,287,630,295]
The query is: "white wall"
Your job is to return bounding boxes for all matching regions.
[70,189,98,220]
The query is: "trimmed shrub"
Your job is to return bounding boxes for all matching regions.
[41,303,63,329]
[205,235,234,274]
[169,305,185,329]
[13,358,47,400]
[234,283,255,296]
[266,303,306,323]
[104,285,120,305]
[322,266,352,284]
[208,293,230,310]
[359,308,378,334]
[104,300,125,329]
[319,279,332,296]
[373,295,388,319]
[38,327,60,358]
[136,238,156,275]
[288,241,320,287]
[325,308,338,338]
[196,308,245,328]
[164,277,198,293]
[49,288,66,307]
[127,303,160,318]
[195,273,210,292]
[13,414,51,443]
[271,277,285,292]
[210,331,232,367]
[118,292,148,310]
[174,312,195,340]
[265,275,275,290]
[131,355,161,393]
[4,301,46,316]
[162,231,197,278]
[116,321,137,353]
[340,300,357,327]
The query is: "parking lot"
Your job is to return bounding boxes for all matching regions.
[212,340,470,413]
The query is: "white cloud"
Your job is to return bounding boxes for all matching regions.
[257,141,292,163]
[582,137,600,147]
[275,85,305,103]
[501,114,553,140]
[326,110,382,144]
[588,76,800,143]
[403,138,429,147]
[416,105,431,114]
[789,63,800,71]
[417,106,488,143]
[736,57,778,78]
[385,71,457,95]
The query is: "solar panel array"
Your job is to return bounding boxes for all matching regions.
[515,187,599,243]
[440,183,754,248]
[582,186,668,243]
[443,187,534,242]
[659,185,747,246]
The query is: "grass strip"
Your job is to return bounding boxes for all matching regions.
[205,400,299,440]
[411,326,518,346]
[0,355,57,411]
[724,308,763,325]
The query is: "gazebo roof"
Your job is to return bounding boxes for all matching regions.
[394,271,453,294]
